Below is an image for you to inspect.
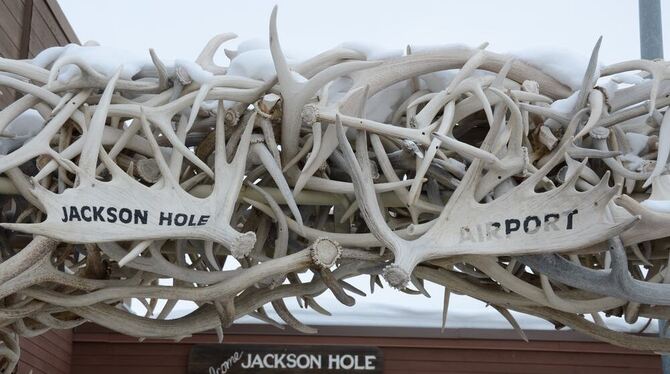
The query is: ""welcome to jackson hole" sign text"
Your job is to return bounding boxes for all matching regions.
[188,345,383,374]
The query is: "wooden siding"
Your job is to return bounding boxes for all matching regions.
[71,324,662,374]
[17,329,73,374]
[0,0,79,108]
[0,0,77,371]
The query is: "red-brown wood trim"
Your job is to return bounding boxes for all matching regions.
[72,323,659,356]
[18,0,32,59]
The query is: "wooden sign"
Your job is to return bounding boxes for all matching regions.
[188,344,383,374]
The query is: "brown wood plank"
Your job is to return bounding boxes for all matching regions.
[1,0,26,25]
[72,342,191,356]
[53,328,73,339]
[29,32,47,57]
[38,329,73,354]
[0,5,20,58]
[69,341,662,374]
[16,349,66,374]
[72,322,660,347]
[383,360,659,374]
[72,365,186,374]
[28,31,47,57]
[72,331,662,356]
[0,27,20,61]
[70,324,663,374]
[0,31,19,58]
[382,347,660,368]
[44,0,78,43]
[382,371,648,374]
[18,369,47,374]
[0,89,15,109]
[26,15,47,57]
[24,332,73,359]
[17,366,47,374]
[17,358,49,374]
[33,0,68,45]
[18,0,33,58]
[19,337,70,372]
[71,341,659,368]
[71,325,659,356]
[28,2,59,50]
[73,354,187,366]
[0,0,23,49]
[21,330,72,358]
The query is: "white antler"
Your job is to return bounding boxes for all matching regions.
[1,6,670,358]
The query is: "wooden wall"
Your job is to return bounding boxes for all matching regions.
[0,0,78,372]
[71,324,662,374]
[17,329,73,374]
[0,0,79,108]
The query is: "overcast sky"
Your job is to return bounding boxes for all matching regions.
[58,0,670,65]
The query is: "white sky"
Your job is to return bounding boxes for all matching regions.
[58,0,670,64]
[57,1,667,331]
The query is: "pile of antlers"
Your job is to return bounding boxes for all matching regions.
[1,7,670,370]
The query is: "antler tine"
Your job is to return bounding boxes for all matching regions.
[1,7,670,357]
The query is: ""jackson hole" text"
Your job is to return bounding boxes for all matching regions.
[59,205,210,227]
